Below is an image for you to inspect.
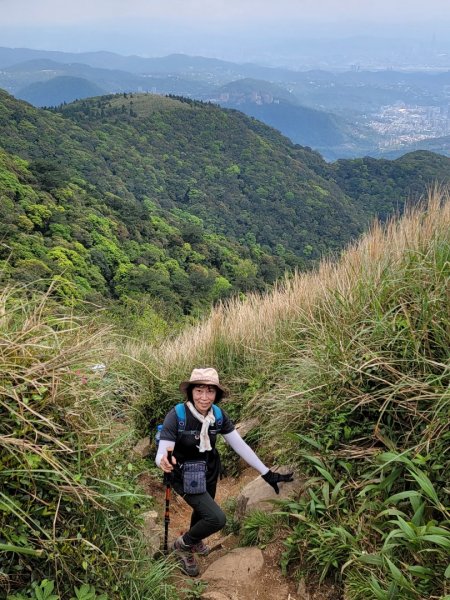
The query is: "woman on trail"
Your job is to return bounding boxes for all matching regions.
[156,367,294,576]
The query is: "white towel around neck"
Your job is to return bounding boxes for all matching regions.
[186,401,215,452]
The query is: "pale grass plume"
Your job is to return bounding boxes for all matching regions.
[126,189,449,397]
[152,272,322,380]
[258,188,450,446]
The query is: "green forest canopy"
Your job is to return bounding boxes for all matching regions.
[1,89,449,333]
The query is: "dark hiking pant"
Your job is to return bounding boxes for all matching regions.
[174,481,226,545]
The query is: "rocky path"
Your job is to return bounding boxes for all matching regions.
[139,467,335,600]
[166,468,297,600]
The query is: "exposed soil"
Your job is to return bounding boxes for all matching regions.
[139,468,341,600]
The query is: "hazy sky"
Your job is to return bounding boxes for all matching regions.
[2,0,450,25]
[1,0,450,62]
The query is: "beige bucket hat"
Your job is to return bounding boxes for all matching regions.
[179,367,228,397]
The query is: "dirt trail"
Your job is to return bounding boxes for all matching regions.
[140,468,304,600]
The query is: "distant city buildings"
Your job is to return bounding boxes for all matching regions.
[367,102,450,149]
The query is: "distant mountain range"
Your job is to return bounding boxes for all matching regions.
[1,46,450,161]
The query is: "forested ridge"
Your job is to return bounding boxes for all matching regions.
[1,89,449,334]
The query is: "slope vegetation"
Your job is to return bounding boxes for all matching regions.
[137,191,450,599]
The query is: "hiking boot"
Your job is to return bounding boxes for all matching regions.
[171,536,199,577]
[190,540,210,556]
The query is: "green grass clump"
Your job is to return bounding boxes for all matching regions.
[0,286,177,599]
[240,510,284,547]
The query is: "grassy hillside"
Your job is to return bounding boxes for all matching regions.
[135,190,450,599]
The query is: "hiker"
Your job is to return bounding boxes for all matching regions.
[155,367,294,576]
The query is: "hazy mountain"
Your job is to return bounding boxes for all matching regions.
[17,76,106,107]
[2,46,450,162]
[212,78,374,160]
[1,58,214,100]
[0,47,266,80]
[2,59,149,94]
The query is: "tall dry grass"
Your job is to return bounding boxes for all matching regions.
[128,188,449,433]
[257,188,450,445]
[0,286,177,599]
[251,188,449,599]
[0,286,114,593]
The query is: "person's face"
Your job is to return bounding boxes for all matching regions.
[192,384,217,415]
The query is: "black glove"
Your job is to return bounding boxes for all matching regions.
[262,469,294,494]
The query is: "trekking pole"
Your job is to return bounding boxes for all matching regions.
[163,450,173,555]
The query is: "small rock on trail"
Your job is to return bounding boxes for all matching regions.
[199,546,293,600]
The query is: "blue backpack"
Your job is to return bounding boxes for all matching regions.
[174,402,223,434]
[153,403,224,451]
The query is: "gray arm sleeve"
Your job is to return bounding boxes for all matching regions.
[223,430,269,475]
[155,439,175,468]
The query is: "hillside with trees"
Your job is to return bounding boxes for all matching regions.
[1,89,450,336]
[0,142,286,331]
[331,151,450,219]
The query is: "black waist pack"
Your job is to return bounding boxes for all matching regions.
[182,461,207,494]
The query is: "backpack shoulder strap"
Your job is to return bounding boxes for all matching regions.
[175,402,223,432]
[175,403,186,432]
[212,404,223,430]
